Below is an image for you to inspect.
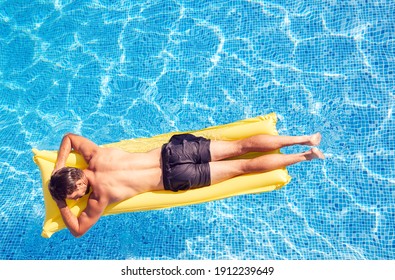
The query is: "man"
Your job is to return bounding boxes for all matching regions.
[49,132,324,237]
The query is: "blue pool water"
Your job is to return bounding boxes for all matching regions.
[1,0,394,260]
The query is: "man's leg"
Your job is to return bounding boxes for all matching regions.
[210,133,322,161]
[209,148,324,185]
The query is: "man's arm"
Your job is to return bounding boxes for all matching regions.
[52,133,102,237]
[56,196,108,237]
[53,133,99,173]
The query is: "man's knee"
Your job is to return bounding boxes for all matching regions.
[237,138,252,155]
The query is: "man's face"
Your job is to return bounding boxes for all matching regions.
[67,178,89,201]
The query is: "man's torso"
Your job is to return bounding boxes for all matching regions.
[87,147,164,204]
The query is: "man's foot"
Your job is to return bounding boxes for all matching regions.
[307,133,322,146]
[306,147,325,160]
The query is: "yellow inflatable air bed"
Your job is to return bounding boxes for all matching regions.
[33,112,291,238]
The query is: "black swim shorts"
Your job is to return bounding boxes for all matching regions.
[161,133,211,192]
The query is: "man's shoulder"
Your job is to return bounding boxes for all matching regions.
[87,189,110,208]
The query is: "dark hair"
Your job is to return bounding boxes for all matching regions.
[49,167,84,201]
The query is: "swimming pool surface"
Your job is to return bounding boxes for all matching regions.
[1,0,394,260]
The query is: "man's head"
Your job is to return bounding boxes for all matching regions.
[49,167,90,201]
